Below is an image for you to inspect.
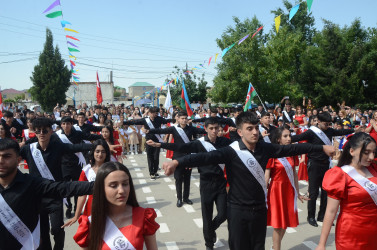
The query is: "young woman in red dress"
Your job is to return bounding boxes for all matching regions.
[317,132,377,250]
[20,118,36,169]
[74,162,159,250]
[102,126,123,163]
[62,139,111,228]
[265,126,309,250]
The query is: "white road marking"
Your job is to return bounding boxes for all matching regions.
[190,176,197,180]
[139,179,146,185]
[286,227,297,233]
[168,184,176,190]
[165,242,179,250]
[299,180,308,186]
[194,182,200,188]
[193,218,203,228]
[154,208,162,217]
[134,168,141,171]
[142,187,151,193]
[146,197,156,204]
[298,208,303,212]
[129,156,134,159]
[317,221,323,227]
[303,241,317,250]
[183,204,195,213]
[132,163,138,166]
[130,159,136,162]
[159,223,170,233]
[316,200,321,206]
[136,173,144,178]
[164,177,172,182]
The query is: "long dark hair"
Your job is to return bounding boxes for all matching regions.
[89,162,139,250]
[338,132,376,167]
[102,126,114,144]
[270,125,290,144]
[89,139,111,165]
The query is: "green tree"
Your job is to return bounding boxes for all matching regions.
[168,66,208,106]
[209,16,268,104]
[30,28,71,111]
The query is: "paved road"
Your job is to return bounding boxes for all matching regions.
[58,151,336,250]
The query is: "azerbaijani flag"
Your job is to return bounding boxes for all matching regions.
[244,83,257,111]
[180,80,194,117]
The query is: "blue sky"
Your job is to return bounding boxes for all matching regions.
[1,0,376,91]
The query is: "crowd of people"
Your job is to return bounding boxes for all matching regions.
[0,95,376,250]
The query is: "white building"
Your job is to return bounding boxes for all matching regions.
[66,81,114,107]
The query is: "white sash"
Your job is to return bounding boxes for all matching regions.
[309,126,331,145]
[88,216,136,250]
[229,141,267,207]
[56,130,86,166]
[0,194,40,250]
[145,118,164,143]
[341,165,377,206]
[110,155,118,162]
[198,137,225,170]
[82,164,96,182]
[259,125,271,143]
[310,126,332,167]
[277,157,298,211]
[30,142,54,181]
[283,111,292,122]
[16,118,24,126]
[231,117,236,125]
[174,126,190,143]
[73,125,91,144]
[24,129,30,141]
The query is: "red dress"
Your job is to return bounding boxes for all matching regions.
[74,207,160,250]
[367,123,377,143]
[297,128,309,181]
[322,165,377,250]
[22,129,36,170]
[166,137,174,159]
[294,114,306,125]
[78,170,94,216]
[267,156,299,229]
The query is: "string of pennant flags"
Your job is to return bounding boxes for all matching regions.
[155,0,314,94]
[43,0,80,86]
[42,0,314,100]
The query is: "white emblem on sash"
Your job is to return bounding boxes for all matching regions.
[277,157,298,211]
[0,194,40,250]
[175,126,190,143]
[259,125,271,143]
[24,129,30,141]
[30,142,54,181]
[56,130,86,166]
[146,118,164,143]
[283,111,292,122]
[198,137,225,170]
[229,141,267,207]
[82,164,96,182]
[73,125,91,144]
[88,216,136,250]
[341,165,377,206]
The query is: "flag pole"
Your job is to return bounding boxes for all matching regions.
[256,93,267,112]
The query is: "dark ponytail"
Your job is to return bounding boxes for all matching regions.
[338,132,376,167]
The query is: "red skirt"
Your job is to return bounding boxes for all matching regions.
[166,138,174,159]
[298,156,308,181]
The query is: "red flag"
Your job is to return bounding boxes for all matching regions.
[96,72,103,104]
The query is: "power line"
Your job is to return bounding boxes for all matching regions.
[0,15,215,55]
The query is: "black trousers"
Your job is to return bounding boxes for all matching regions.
[174,167,192,200]
[39,205,65,250]
[63,169,81,211]
[307,160,329,220]
[227,204,267,250]
[200,177,227,248]
[146,145,160,175]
